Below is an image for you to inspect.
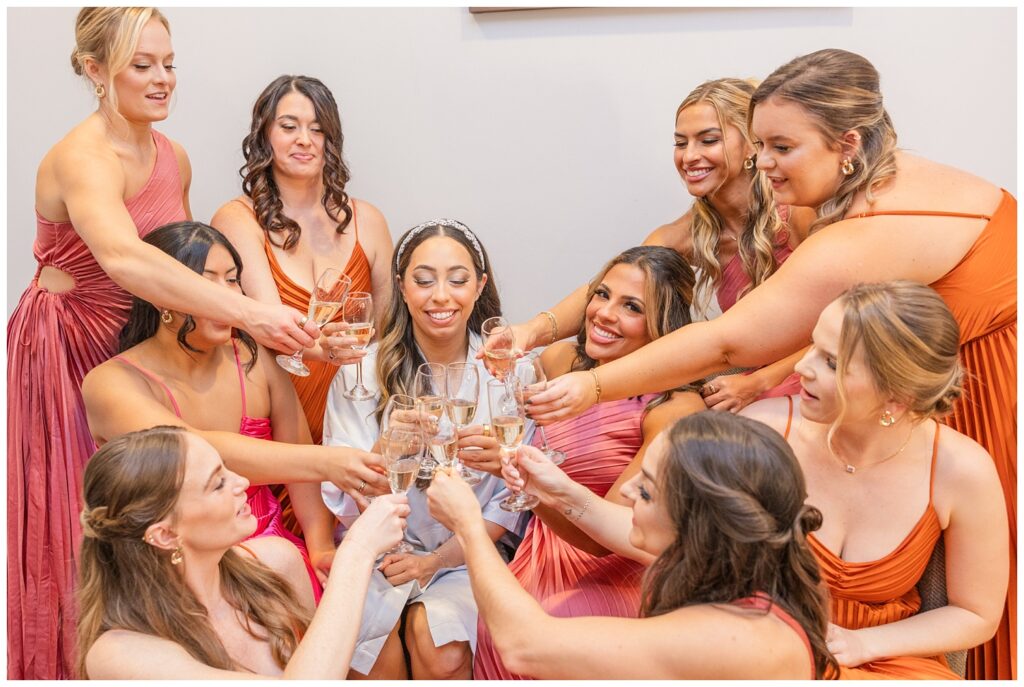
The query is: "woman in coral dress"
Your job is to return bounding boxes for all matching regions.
[7,10,317,680]
[743,281,1007,678]
[532,49,1016,679]
[474,245,705,679]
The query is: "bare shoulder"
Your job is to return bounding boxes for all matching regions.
[539,341,579,377]
[932,422,1002,503]
[643,390,705,434]
[644,210,693,256]
[82,352,150,401]
[352,197,389,232]
[86,628,244,680]
[210,196,262,238]
[739,396,794,437]
[167,137,192,180]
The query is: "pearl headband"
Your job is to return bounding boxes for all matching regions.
[394,218,485,270]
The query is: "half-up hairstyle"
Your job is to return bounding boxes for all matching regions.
[749,49,899,233]
[677,78,785,316]
[640,412,837,679]
[374,221,501,424]
[830,281,963,446]
[76,427,310,678]
[118,221,258,372]
[240,75,352,250]
[70,7,170,115]
[572,245,699,409]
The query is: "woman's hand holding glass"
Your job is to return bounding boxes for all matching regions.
[319,321,371,367]
[501,444,574,506]
[277,267,352,376]
[453,424,504,478]
[513,351,566,465]
[524,370,597,424]
[487,378,537,512]
[343,493,412,561]
[480,317,518,382]
[380,427,423,555]
[324,446,389,510]
[425,468,486,535]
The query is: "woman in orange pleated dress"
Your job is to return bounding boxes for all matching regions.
[743,281,1007,679]
[531,49,1016,680]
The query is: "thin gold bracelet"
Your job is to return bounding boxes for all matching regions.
[587,368,602,404]
[431,548,451,568]
[539,310,559,345]
[564,492,593,523]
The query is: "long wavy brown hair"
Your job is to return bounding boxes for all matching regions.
[677,78,784,316]
[572,245,700,409]
[749,49,899,233]
[76,427,311,678]
[640,412,838,679]
[374,222,501,424]
[240,75,352,250]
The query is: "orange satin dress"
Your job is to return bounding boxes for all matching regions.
[852,190,1016,679]
[795,415,958,679]
[264,200,373,445]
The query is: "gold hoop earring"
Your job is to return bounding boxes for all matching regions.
[841,157,855,176]
[743,156,755,171]
[94,83,106,99]
[879,409,896,427]
[170,545,184,566]
[160,310,173,324]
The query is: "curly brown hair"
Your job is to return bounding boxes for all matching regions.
[240,75,352,250]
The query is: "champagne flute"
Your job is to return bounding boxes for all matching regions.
[381,426,421,554]
[514,351,566,465]
[487,378,538,512]
[413,362,447,484]
[480,317,516,383]
[341,291,374,400]
[381,394,417,434]
[277,268,352,376]
[446,362,482,486]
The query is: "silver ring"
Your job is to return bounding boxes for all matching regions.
[706,383,717,394]
[357,479,367,493]
[298,315,309,327]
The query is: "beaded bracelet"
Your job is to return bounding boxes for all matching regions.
[587,369,602,404]
[564,492,592,523]
[430,548,451,568]
[539,310,559,345]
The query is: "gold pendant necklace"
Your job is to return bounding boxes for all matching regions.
[833,424,914,475]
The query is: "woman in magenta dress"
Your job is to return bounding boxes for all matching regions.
[473,246,706,679]
[82,221,395,605]
[6,10,321,678]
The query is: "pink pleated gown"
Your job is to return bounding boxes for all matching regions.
[473,395,656,680]
[7,130,186,679]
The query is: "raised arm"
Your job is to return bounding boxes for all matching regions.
[84,495,410,680]
[81,361,388,503]
[426,472,800,679]
[528,221,917,422]
[53,145,314,354]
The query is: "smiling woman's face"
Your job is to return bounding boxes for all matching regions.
[583,262,652,365]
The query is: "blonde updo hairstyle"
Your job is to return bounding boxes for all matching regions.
[749,49,899,233]
[70,7,170,113]
[832,281,963,441]
[677,78,784,316]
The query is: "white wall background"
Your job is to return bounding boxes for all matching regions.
[7,7,1017,320]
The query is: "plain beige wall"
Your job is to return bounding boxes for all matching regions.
[7,7,1016,319]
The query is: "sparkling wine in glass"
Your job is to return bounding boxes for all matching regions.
[487,378,538,512]
[381,426,421,554]
[277,268,352,377]
[480,317,516,382]
[446,362,482,485]
[514,351,566,466]
[341,291,375,400]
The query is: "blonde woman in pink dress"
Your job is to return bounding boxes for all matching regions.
[473,246,705,679]
[7,10,317,678]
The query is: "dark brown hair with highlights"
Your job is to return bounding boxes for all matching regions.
[240,75,352,250]
[640,412,838,679]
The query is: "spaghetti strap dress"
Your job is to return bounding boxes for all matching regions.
[260,200,373,445]
[473,396,656,680]
[784,401,959,679]
[851,190,1016,679]
[110,340,323,603]
[6,130,186,679]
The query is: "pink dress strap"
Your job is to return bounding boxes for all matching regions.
[112,355,183,417]
[732,593,815,679]
[230,339,273,441]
